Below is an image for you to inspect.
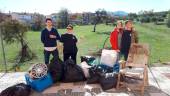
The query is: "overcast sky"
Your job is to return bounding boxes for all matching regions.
[0,0,170,15]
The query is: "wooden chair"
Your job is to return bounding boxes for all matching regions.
[116,43,150,96]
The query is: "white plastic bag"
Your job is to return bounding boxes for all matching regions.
[100,49,117,67]
[79,62,91,78]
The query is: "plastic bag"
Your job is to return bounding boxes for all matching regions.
[48,58,64,82]
[100,49,117,67]
[79,62,91,78]
[99,73,117,90]
[62,59,86,82]
[0,83,31,96]
[86,65,103,84]
[81,56,96,65]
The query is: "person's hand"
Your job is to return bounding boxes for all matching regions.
[116,50,120,52]
[49,35,56,38]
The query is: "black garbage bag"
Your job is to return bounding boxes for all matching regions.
[62,59,86,82]
[86,65,103,84]
[81,56,96,65]
[97,64,113,73]
[48,57,64,83]
[0,83,31,96]
[99,73,118,90]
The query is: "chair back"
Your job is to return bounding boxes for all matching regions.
[126,43,149,67]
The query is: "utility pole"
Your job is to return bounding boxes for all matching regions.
[0,26,7,72]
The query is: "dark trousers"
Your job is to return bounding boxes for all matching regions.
[64,52,77,64]
[121,52,129,61]
[44,49,59,64]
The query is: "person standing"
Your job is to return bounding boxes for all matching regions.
[41,18,61,65]
[61,24,78,64]
[121,20,138,61]
[110,21,123,52]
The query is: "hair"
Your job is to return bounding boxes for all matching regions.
[45,18,52,22]
[67,24,73,29]
[115,21,123,34]
[116,21,123,27]
[125,20,132,25]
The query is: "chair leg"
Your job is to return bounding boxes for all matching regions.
[143,67,149,86]
[116,73,121,89]
[141,86,145,96]
[141,70,146,96]
[145,69,149,86]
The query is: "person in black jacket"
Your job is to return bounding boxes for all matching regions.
[61,24,78,64]
[41,18,61,65]
[121,20,138,61]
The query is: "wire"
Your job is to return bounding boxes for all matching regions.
[102,36,110,49]
[148,54,170,96]
[0,73,6,79]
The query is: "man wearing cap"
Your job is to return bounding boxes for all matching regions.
[41,18,61,65]
[61,24,78,64]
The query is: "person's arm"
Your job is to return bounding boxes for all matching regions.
[110,30,118,50]
[131,28,138,43]
[60,34,64,43]
[110,31,114,46]
[74,35,78,43]
[55,29,61,41]
[41,30,45,44]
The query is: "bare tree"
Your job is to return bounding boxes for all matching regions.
[1,19,36,63]
[57,8,70,28]
[93,9,108,32]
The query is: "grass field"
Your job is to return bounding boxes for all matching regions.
[0,23,170,72]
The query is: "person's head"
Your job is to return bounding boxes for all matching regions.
[66,24,73,32]
[45,18,52,27]
[125,20,133,30]
[116,21,123,29]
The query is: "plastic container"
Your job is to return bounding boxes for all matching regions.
[25,73,53,92]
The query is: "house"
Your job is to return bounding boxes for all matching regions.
[0,12,12,22]
[10,12,33,24]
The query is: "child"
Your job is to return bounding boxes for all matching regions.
[61,24,78,64]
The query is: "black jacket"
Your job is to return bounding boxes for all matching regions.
[61,33,78,53]
[41,28,61,47]
[121,30,132,53]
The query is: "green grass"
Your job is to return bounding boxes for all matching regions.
[135,23,170,63]
[0,23,170,72]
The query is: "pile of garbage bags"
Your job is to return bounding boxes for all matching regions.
[80,49,119,90]
[80,61,118,90]
[0,49,119,94]
[48,55,119,90]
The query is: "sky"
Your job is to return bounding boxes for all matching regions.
[0,0,170,15]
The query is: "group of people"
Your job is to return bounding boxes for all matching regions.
[41,18,78,65]
[41,18,138,65]
[110,20,138,61]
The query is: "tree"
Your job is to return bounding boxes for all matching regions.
[57,8,70,28]
[167,12,170,28]
[138,10,155,23]
[93,9,108,32]
[32,13,45,31]
[128,13,138,21]
[0,12,12,22]
[0,19,36,63]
